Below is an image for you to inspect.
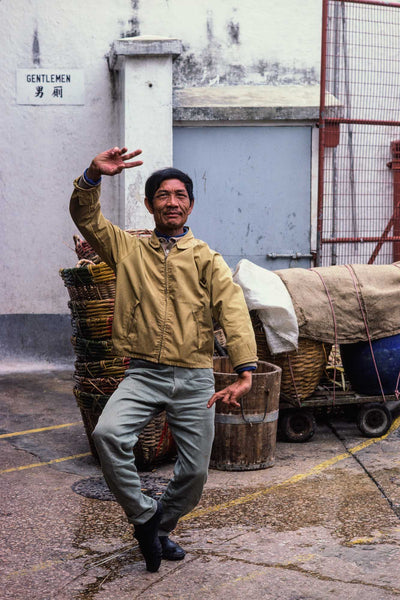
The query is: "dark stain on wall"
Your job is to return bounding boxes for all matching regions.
[174,48,206,87]
[32,28,40,66]
[227,20,240,45]
[174,50,247,87]
[221,64,245,84]
[174,11,228,87]
[174,47,319,88]
[173,10,317,88]
[206,11,213,42]
[122,17,140,37]
[254,60,319,85]
[108,67,120,104]
[121,0,140,37]
[175,10,243,87]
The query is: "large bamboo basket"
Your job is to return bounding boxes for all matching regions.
[73,235,103,264]
[74,357,129,378]
[73,230,152,264]
[251,313,330,402]
[74,374,125,395]
[71,336,117,360]
[68,299,115,320]
[61,230,176,470]
[73,388,176,469]
[60,262,115,287]
[65,282,115,301]
[71,316,113,340]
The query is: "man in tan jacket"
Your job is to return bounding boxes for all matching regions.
[70,146,258,573]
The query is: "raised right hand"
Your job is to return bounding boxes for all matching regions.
[86,146,143,180]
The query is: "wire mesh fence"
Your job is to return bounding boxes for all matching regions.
[318,0,400,266]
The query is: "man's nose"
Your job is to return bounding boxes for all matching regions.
[166,193,179,205]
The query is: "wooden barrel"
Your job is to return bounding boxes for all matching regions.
[210,358,282,471]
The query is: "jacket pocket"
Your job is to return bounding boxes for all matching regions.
[193,306,213,353]
[126,298,140,342]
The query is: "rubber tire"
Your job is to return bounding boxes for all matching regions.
[280,409,316,443]
[357,402,392,438]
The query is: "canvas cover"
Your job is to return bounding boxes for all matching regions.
[275,263,400,344]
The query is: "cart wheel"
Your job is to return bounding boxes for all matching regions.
[357,403,392,438]
[280,409,316,443]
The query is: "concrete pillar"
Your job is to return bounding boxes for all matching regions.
[109,36,182,229]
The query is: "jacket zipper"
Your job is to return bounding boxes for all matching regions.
[158,253,169,361]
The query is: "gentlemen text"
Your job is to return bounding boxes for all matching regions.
[26,73,71,83]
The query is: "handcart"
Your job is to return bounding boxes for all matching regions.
[278,381,395,443]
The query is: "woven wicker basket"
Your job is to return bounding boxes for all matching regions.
[73,388,176,469]
[71,336,117,360]
[73,230,152,264]
[73,235,103,264]
[74,357,130,378]
[60,262,115,287]
[62,230,175,469]
[71,316,113,340]
[65,281,116,301]
[251,313,330,402]
[74,374,125,395]
[68,299,115,320]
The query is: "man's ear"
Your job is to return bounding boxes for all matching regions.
[188,198,194,214]
[144,197,154,214]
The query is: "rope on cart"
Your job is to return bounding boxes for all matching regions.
[287,354,301,407]
[310,268,338,404]
[391,264,400,400]
[344,264,387,403]
[395,372,400,401]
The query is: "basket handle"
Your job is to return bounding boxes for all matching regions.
[240,389,270,424]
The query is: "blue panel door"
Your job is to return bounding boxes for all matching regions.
[173,126,312,270]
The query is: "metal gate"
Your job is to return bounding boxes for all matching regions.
[318,0,400,266]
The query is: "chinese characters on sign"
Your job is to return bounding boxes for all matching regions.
[52,86,63,98]
[17,70,84,105]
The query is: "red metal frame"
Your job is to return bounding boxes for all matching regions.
[318,0,400,266]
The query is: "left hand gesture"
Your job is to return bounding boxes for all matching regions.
[207,370,253,409]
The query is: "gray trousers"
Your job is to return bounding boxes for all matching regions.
[92,360,215,535]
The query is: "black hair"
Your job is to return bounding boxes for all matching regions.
[145,168,194,204]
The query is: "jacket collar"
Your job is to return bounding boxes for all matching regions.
[149,228,194,249]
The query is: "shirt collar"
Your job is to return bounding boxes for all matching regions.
[150,227,194,249]
[155,226,189,240]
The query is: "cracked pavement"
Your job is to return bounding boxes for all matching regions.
[1,368,400,599]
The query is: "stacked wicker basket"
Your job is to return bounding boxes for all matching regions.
[60,233,176,469]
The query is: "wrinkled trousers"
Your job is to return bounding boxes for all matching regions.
[92,360,215,535]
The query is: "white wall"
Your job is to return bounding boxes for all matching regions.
[141,0,322,87]
[0,0,322,317]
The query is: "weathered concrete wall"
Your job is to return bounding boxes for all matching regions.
[138,0,321,88]
[0,0,138,317]
[0,0,322,359]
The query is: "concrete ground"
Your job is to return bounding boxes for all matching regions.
[2,364,400,600]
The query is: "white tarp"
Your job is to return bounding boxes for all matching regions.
[233,259,299,354]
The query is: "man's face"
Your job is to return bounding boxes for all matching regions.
[145,178,193,236]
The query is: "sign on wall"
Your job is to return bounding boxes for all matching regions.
[16,69,84,105]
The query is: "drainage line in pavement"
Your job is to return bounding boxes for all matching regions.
[327,420,400,519]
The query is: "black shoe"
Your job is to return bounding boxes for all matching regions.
[134,502,163,572]
[160,536,186,561]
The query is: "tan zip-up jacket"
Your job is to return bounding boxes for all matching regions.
[70,179,258,369]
